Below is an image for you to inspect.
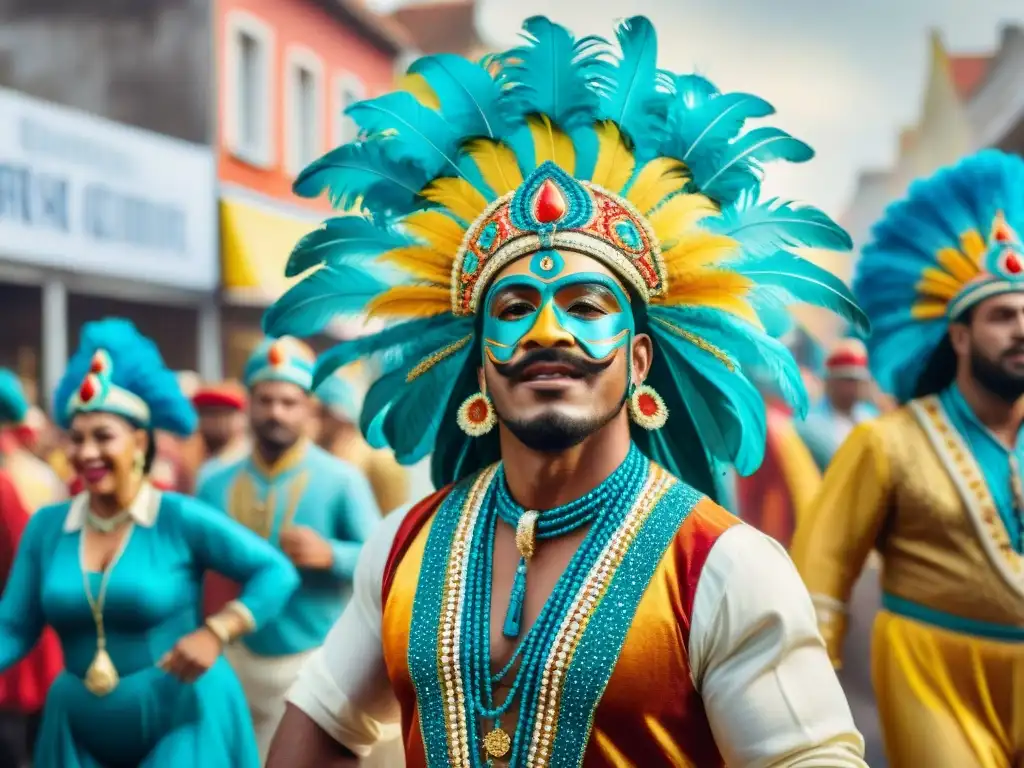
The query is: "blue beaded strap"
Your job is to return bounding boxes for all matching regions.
[494,452,639,638]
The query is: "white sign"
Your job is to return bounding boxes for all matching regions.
[0,87,217,291]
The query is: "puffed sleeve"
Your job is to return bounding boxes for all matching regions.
[690,524,867,767]
[789,420,893,666]
[286,504,407,756]
[179,496,300,630]
[0,497,53,671]
[327,468,381,581]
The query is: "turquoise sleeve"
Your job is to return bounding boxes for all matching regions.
[181,497,300,628]
[328,472,382,580]
[0,511,49,671]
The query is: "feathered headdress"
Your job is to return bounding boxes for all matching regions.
[855,149,1024,404]
[0,369,29,426]
[55,318,197,436]
[263,16,865,496]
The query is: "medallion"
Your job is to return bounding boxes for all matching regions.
[85,647,119,696]
[483,727,511,758]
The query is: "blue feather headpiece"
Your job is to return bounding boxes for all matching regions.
[55,318,197,436]
[0,369,29,426]
[855,150,1024,403]
[264,16,864,497]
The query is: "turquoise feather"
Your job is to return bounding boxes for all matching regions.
[498,17,613,130]
[284,217,410,277]
[261,264,391,338]
[0,369,28,425]
[700,127,813,200]
[708,197,852,256]
[346,92,463,179]
[600,16,670,151]
[734,250,868,333]
[55,318,196,436]
[293,142,428,215]
[408,53,517,140]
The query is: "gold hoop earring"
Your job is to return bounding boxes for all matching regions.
[628,383,668,430]
[457,391,496,437]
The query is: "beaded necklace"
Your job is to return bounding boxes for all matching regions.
[459,444,648,765]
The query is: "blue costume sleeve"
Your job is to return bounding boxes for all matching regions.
[0,509,50,671]
[327,470,381,580]
[179,496,300,629]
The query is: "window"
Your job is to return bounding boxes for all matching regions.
[333,74,366,147]
[285,48,325,176]
[225,12,274,167]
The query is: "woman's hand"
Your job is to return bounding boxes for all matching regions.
[158,627,223,683]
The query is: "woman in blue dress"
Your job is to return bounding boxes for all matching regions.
[0,318,300,767]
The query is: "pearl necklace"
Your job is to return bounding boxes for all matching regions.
[463,444,648,765]
[85,508,133,533]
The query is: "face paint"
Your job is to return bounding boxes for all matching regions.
[482,271,635,365]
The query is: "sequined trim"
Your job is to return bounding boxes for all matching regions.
[910,397,1024,596]
[406,335,474,382]
[650,317,736,372]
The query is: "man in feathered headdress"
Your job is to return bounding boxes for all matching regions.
[264,16,866,766]
[792,150,1024,767]
[197,337,381,762]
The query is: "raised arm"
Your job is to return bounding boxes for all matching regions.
[267,504,407,768]
[0,494,52,671]
[789,420,893,666]
[180,496,300,631]
[326,469,381,581]
[691,524,866,767]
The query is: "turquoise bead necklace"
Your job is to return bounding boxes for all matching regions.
[458,445,648,765]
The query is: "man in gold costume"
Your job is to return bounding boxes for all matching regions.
[793,150,1024,767]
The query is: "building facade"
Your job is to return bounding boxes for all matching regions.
[0,0,218,409]
[215,0,408,378]
[968,25,1024,155]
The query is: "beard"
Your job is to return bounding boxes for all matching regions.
[970,346,1024,403]
[494,392,626,452]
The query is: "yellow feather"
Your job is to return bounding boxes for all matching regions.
[662,232,740,274]
[916,268,961,300]
[527,115,575,172]
[959,230,986,262]
[365,285,451,319]
[378,246,452,284]
[403,211,466,255]
[648,193,719,248]
[590,122,635,194]
[626,157,689,214]
[935,247,980,284]
[465,139,524,196]
[911,300,948,320]
[658,270,758,324]
[398,73,441,111]
[421,178,489,223]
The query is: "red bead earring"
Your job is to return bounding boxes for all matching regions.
[628,384,668,430]
[457,391,496,437]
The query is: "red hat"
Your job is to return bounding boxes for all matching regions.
[825,339,869,380]
[191,380,247,411]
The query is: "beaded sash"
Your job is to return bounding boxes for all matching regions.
[407,458,700,767]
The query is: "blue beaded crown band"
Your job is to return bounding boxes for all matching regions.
[451,162,665,317]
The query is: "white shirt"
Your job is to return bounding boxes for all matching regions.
[287,505,866,766]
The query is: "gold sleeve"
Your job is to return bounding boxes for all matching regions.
[790,420,892,668]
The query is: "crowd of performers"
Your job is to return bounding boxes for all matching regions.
[0,13,1023,768]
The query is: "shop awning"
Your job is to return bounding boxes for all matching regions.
[220,197,319,306]
[219,196,384,339]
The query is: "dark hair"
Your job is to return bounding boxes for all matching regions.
[913,335,958,399]
[143,430,157,474]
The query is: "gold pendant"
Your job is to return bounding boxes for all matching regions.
[84,648,119,696]
[483,727,511,758]
[515,510,539,561]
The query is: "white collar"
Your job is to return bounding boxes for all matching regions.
[63,483,162,533]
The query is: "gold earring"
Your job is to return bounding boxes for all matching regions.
[457,391,496,437]
[628,383,668,430]
[132,450,145,477]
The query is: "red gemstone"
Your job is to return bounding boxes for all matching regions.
[467,397,489,423]
[267,344,285,366]
[638,393,659,417]
[79,376,96,403]
[90,354,104,374]
[1006,251,1022,274]
[533,180,567,224]
[995,224,1011,243]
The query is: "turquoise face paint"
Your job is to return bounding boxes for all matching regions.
[529,249,565,278]
[482,271,634,364]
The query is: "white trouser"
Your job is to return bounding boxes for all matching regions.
[225,643,316,765]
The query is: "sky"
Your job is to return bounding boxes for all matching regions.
[372,0,1024,218]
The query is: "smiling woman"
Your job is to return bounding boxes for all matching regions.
[0,318,300,767]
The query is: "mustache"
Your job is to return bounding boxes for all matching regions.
[1003,344,1024,358]
[492,348,613,382]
